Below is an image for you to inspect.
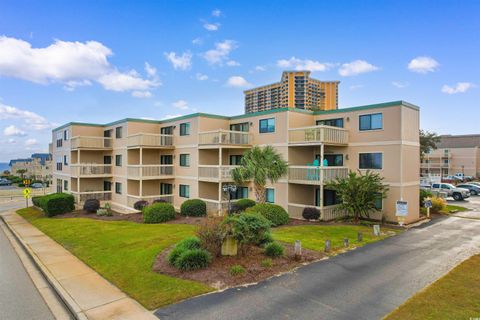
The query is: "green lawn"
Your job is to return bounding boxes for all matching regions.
[441,204,469,214]
[272,224,399,253]
[385,255,480,320]
[17,207,212,309]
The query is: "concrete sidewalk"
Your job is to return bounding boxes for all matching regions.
[0,210,157,320]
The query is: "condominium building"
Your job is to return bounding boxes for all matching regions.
[244,71,339,113]
[51,100,420,224]
[9,153,52,180]
[421,134,480,178]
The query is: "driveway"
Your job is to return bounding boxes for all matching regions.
[156,216,480,320]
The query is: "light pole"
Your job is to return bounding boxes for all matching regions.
[222,184,237,215]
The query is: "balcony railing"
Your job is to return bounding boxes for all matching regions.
[127,133,174,148]
[288,166,348,184]
[199,198,234,215]
[71,191,112,203]
[127,165,174,179]
[71,164,112,177]
[199,130,251,146]
[70,136,112,149]
[287,203,347,221]
[127,194,174,208]
[288,125,348,145]
[198,165,239,181]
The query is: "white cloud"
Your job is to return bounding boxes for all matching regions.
[25,138,37,146]
[226,76,252,88]
[172,100,189,110]
[338,60,379,76]
[144,62,157,77]
[0,36,159,95]
[277,57,334,72]
[0,102,55,130]
[349,84,364,90]
[203,40,238,65]
[196,73,209,81]
[3,125,26,136]
[408,56,439,73]
[97,70,158,92]
[212,9,222,17]
[6,138,16,144]
[226,60,240,67]
[131,90,152,98]
[392,81,409,88]
[162,114,183,120]
[192,38,203,45]
[203,22,220,31]
[164,51,192,70]
[441,82,475,94]
[140,117,155,120]
[255,65,266,72]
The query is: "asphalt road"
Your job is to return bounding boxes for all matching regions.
[156,216,480,320]
[0,201,55,320]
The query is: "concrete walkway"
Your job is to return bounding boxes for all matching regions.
[0,210,157,320]
[156,216,480,320]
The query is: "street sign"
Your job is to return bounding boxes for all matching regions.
[23,188,31,198]
[395,200,408,217]
[23,179,31,186]
[424,199,433,208]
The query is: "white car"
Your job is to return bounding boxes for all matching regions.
[431,183,470,201]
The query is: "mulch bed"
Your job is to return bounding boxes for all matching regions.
[153,243,324,290]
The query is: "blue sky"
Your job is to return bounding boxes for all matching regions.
[0,0,479,161]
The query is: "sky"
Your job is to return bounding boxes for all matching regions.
[0,0,479,162]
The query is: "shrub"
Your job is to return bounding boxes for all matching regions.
[302,207,320,220]
[175,249,212,271]
[222,212,271,254]
[247,203,289,226]
[420,189,434,207]
[167,237,202,266]
[96,208,112,216]
[235,199,256,211]
[229,265,246,276]
[134,200,149,212]
[34,193,75,217]
[180,199,207,217]
[259,232,274,246]
[83,199,100,213]
[153,198,167,204]
[143,202,176,224]
[32,196,41,207]
[431,196,447,213]
[264,242,284,258]
[196,217,224,257]
[261,258,273,268]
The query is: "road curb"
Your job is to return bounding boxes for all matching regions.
[0,214,87,320]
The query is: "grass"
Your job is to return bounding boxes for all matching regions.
[440,204,469,214]
[385,254,480,320]
[272,224,399,253]
[17,207,212,309]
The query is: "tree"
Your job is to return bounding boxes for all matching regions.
[231,146,288,203]
[420,129,441,160]
[327,171,389,223]
[16,169,27,179]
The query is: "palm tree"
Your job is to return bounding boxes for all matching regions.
[16,169,27,179]
[231,146,288,203]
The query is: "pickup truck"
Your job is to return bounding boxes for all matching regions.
[431,183,470,201]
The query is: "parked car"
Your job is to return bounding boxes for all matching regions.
[455,173,474,181]
[444,175,462,182]
[456,183,480,195]
[420,183,432,190]
[431,183,470,201]
[0,179,12,186]
[30,183,44,189]
[467,181,480,187]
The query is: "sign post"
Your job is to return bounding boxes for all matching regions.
[395,200,408,226]
[23,188,31,208]
[424,197,433,218]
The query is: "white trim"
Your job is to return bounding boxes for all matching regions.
[174,176,198,180]
[348,140,419,147]
[384,181,420,187]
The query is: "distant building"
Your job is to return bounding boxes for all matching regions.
[244,71,339,114]
[421,134,480,178]
[9,153,52,180]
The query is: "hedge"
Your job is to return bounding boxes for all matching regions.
[33,193,75,217]
[246,203,290,226]
[143,202,176,224]
[180,199,207,217]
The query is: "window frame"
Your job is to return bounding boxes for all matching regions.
[359,113,383,131]
[179,154,190,167]
[179,123,191,136]
[115,182,122,194]
[115,127,123,139]
[115,154,122,167]
[359,152,383,170]
[259,118,275,134]
[316,118,344,128]
[265,188,275,203]
[179,184,190,198]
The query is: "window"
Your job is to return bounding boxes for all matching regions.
[359,153,383,169]
[56,179,62,193]
[160,183,172,195]
[63,130,69,140]
[374,193,383,210]
[115,127,123,139]
[115,182,122,194]
[230,155,243,165]
[180,123,190,136]
[160,155,173,165]
[115,155,122,166]
[266,188,275,203]
[316,118,344,128]
[104,130,112,138]
[179,154,190,167]
[179,184,190,198]
[259,118,275,133]
[161,126,173,135]
[63,155,68,166]
[103,181,111,191]
[316,154,343,167]
[231,187,248,200]
[359,113,382,131]
[56,156,62,171]
[104,156,112,165]
[56,132,63,148]
[230,122,249,132]
[323,189,341,206]
[63,180,68,191]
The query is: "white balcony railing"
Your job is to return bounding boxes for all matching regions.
[287,203,347,221]
[71,164,112,177]
[127,133,174,148]
[71,191,112,203]
[198,165,239,181]
[199,198,234,215]
[288,166,348,184]
[199,130,251,146]
[70,136,112,149]
[127,165,174,179]
[289,125,348,145]
[127,194,174,208]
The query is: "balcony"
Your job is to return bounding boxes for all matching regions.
[288,125,348,145]
[127,194,174,208]
[127,133,174,148]
[288,166,349,185]
[127,165,174,179]
[199,198,233,215]
[70,136,112,149]
[198,165,239,182]
[287,203,347,221]
[199,130,252,147]
[71,164,112,177]
[71,191,112,204]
